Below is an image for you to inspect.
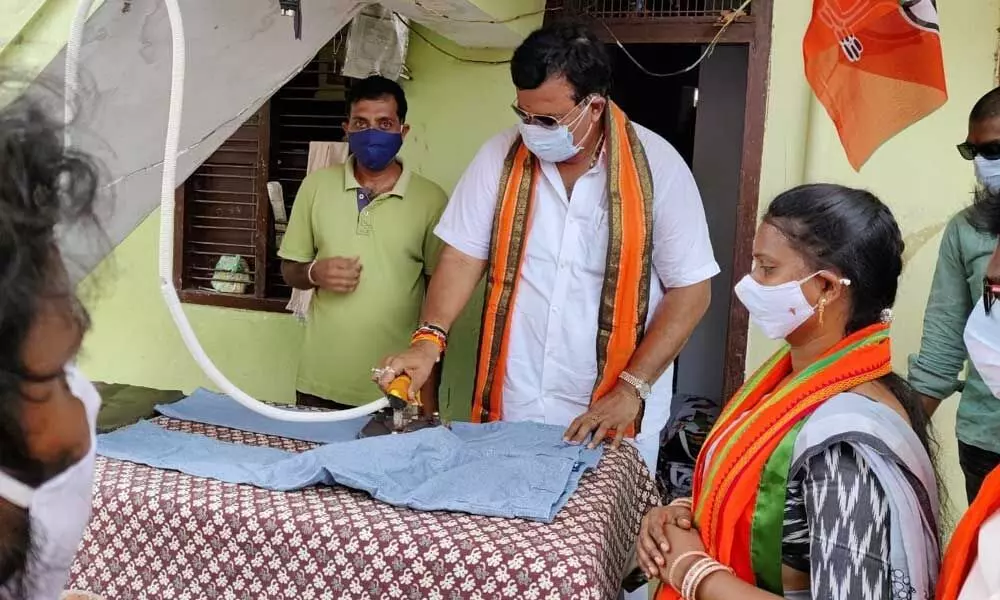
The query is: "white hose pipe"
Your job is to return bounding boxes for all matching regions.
[65,0,389,422]
[63,0,93,147]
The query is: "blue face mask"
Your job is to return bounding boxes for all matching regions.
[348,129,403,171]
[975,155,1000,193]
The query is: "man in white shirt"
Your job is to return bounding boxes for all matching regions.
[376,21,718,471]
[939,237,1000,600]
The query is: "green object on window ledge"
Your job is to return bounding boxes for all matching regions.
[210,254,252,294]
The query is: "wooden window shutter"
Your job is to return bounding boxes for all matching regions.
[175,31,350,311]
[175,105,280,310]
[265,39,351,300]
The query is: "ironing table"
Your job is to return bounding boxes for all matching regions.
[67,413,658,600]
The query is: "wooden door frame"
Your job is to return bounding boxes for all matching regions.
[552,1,773,400]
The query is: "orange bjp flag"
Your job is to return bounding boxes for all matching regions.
[803,0,947,171]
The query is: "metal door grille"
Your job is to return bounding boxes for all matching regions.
[565,0,751,19]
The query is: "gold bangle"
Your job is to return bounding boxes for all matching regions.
[668,497,693,509]
[667,550,710,592]
[682,557,717,600]
[687,562,732,600]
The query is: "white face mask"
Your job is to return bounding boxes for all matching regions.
[517,96,596,163]
[734,272,849,340]
[965,298,1000,398]
[0,366,100,599]
[975,156,1000,194]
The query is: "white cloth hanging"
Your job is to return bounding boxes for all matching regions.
[283,141,350,321]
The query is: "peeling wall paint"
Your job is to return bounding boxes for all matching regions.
[902,222,950,265]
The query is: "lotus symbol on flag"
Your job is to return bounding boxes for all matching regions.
[901,0,940,32]
[804,0,947,171]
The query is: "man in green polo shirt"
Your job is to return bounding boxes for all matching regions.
[910,86,1000,501]
[279,75,446,411]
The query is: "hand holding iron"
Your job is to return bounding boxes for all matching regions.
[374,340,440,402]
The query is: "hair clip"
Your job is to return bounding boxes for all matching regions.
[879,308,894,324]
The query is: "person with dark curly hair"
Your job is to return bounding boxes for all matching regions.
[0,91,105,599]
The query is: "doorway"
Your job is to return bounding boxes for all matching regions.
[607,42,749,405]
[549,0,773,401]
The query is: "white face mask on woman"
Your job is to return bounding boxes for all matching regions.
[734,272,851,340]
[0,366,100,599]
[518,96,596,163]
[965,298,1000,398]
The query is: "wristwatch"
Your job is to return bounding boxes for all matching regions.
[618,370,651,401]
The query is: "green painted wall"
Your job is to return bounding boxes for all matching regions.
[0,0,104,82]
[78,27,521,421]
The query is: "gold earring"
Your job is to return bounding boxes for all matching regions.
[818,297,827,326]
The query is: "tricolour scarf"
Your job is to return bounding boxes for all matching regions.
[657,323,893,598]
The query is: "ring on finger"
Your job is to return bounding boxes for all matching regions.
[371,366,396,379]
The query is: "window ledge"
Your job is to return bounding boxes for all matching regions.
[178,289,292,313]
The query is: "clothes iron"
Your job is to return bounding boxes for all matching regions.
[359,372,442,438]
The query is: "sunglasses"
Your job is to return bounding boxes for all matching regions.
[984,277,1000,315]
[511,95,596,129]
[958,140,1000,161]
